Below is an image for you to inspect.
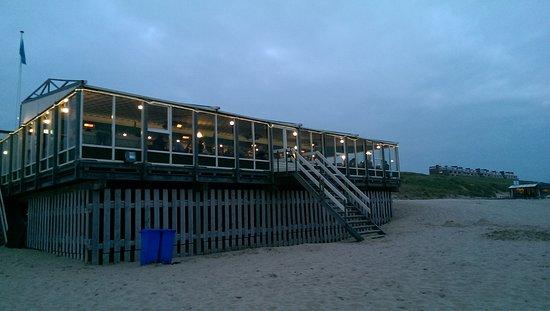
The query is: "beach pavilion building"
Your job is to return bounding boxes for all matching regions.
[0,79,400,264]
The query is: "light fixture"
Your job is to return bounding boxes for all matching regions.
[340,139,345,144]
[147,136,152,140]
[181,135,190,139]
[122,133,128,137]
[83,122,95,129]
[341,155,346,160]
[294,146,298,150]
[390,160,394,163]
[196,131,203,138]
[43,119,51,124]
[176,139,181,143]
[28,128,34,133]
[62,98,69,103]
[229,120,235,126]
[292,131,298,137]
[61,107,69,114]
[43,129,49,134]
[366,151,372,155]
[176,123,183,128]
[311,143,315,147]
[255,148,259,151]
[2,150,8,155]
[376,145,381,149]
[138,104,143,110]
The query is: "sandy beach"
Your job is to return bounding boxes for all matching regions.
[1,199,549,310]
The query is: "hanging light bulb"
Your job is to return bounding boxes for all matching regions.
[292,131,298,137]
[196,131,203,138]
[122,133,128,137]
[138,104,143,110]
[340,139,345,144]
[229,120,235,126]
[61,107,69,114]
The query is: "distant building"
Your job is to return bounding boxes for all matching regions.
[429,165,517,180]
[509,183,550,198]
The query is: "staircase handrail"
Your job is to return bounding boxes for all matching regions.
[312,158,371,213]
[294,152,347,202]
[313,151,371,206]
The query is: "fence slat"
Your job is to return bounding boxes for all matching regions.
[114,189,122,264]
[103,189,111,264]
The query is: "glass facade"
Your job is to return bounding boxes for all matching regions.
[0,87,399,189]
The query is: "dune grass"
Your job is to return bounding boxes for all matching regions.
[397,172,514,199]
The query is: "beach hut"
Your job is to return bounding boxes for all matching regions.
[509,183,550,199]
[0,79,400,264]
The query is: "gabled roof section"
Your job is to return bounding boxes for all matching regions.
[23,78,86,104]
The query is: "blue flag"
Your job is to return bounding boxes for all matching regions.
[19,37,26,65]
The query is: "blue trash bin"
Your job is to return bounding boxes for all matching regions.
[140,229,161,265]
[159,229,176,264]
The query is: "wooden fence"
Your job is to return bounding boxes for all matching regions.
[27,188,393,264]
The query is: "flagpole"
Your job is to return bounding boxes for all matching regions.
[16,30,24,128]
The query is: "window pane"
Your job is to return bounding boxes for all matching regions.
[147,104,168,130]
[172,107,193,155]
[336,137,345,166]
[217,115,235,157]
[196,113,215,156]
[390,146,398,172]
[324,135,335,164]
[146,132,169,151]
[346,138,356,168]
[311,132,322,154]
[11,130,22,179]
[40,109,55,170]
[254,122,269,161]
[373,142,383,172]
[25,121,36,166]
[286,129,298,151]
[299,130,311,155]
[83,91,112,146]
[237,120,253,159]
[115,97,142,149]
[1,139,10,182]
[356,139,366,169]
[365,140,374,169]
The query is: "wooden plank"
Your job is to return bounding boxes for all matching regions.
[250,189,256,247]
[209,189,218,252]
[103,189,111,264]
[84,190,90,263]
[170,189,181,257]
[263,190,270,246]
[276,192,281,246]
[236,189,242,249]
[135,189,142,262]
[71,191,76,259]
[224,189,229,251]
[182,189,187,256]
[76,191,82,261]
[114,189,122,264]
[124,189,132,262]
[153,189,160,229]
[187,189,194,256]
[203,190,210,254]
[230,189,237,250]
[300,191,306,244]
[162,189,169,229]
[281,191,287,245]
[91,190,100,265]
[216,189,222,252]
[195,191,202,255]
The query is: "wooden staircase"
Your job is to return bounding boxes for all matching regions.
[288,149,385,241]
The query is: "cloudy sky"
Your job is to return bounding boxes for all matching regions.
[1,1,549,181]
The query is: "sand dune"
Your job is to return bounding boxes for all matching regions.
[1,199,549,310]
